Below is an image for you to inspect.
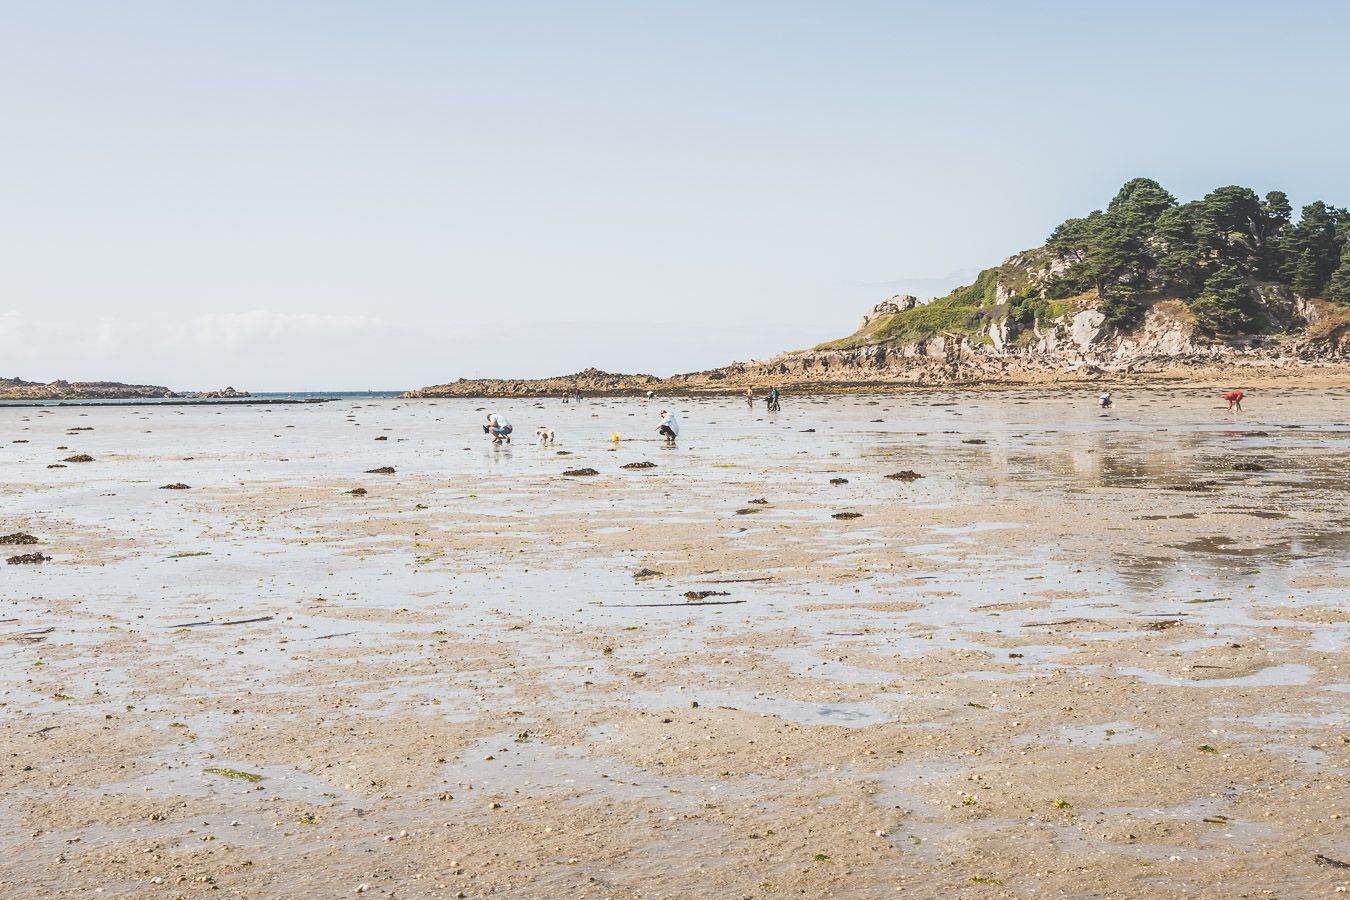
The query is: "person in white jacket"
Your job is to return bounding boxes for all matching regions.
[657,409,679,444]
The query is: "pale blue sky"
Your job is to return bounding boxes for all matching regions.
[1,1,1346,389]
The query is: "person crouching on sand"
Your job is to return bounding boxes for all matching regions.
[484,412,513,444]
[1224,390,1244,412]
[657,409,679,444]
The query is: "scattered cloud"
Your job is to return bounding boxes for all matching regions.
[176,311,385,349]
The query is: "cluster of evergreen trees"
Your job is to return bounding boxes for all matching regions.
[1043,178,1350,333]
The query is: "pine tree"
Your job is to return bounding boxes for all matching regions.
[1281,202,1348,297]
[1327,252,1350,303]
[1187,265,1260,335]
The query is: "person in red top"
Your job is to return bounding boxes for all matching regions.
[1224,390,1244,411]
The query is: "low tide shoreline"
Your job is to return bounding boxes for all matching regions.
[402,363,1350,399]
[3,389,1347,896]
[0,397,337,408]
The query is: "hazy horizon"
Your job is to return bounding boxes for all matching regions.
[3,1,1348,392]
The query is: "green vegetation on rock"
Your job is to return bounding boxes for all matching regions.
[823,178,1349,348]
[204,766,263,782]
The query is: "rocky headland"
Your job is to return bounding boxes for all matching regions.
[0,379,255,401]
[0,378,177,401]
[403,367,662,399]
[405,178,1350,398]
[402,303,1350,399]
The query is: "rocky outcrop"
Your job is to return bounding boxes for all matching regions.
[399,301,1350,397]
[993,248,1075,303]
[401,245,1350,397]
[859,295,920,330]
[185,386,251,399]
[719,298,1350,387]
[0,378,177,401]
[403,367,661,398]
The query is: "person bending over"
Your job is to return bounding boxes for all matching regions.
[657,409,680,444]
[483,412,513,444]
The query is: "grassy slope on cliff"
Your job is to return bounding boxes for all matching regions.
[819,269,1079,351]
[820,178,1350,351]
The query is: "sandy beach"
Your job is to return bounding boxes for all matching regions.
[2,387,1348,898]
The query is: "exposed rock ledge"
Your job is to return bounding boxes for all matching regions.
[0,377,177,401]
[403,303,1350,398]
[403,367,661,398]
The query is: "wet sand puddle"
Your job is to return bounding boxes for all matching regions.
[3,389,1349,896]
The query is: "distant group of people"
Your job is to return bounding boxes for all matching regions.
[482,385,787,449]
[485,385,1248,450]
[745,386,781,411]
[1097,389,1246,412]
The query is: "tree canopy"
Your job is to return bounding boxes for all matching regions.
[1044,179,1347,333]
[824,178,1349,351]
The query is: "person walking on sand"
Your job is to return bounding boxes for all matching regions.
[745,387,754,409]
[1224,390,1244,412]
[657,408,679,444]
[483,412,513,444]
[767,386,781,412]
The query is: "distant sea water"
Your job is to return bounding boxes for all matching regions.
[250,391,407,400]
[0,390,408,407]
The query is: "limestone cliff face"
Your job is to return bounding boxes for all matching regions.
[723,299,1349,387]
[771,245,1350,385]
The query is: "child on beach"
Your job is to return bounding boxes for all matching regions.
[1099,391,1113,409]
[657,409,679,443]
[483,412,513,444]
[1224,390,1244,412]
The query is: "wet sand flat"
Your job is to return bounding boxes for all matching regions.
[2,387,1348,897]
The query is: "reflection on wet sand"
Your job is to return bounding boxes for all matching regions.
[1,386,1348,896]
